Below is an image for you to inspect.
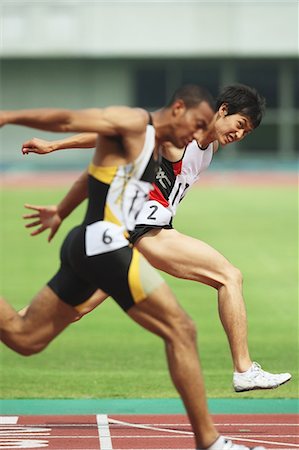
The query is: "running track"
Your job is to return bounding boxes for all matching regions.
[1,414,298,449]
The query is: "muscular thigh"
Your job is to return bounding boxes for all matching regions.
[127,282,192,339]
[135,228,233,287]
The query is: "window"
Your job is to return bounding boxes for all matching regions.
[134,67,167,109]
[294,62,299,109]
[236,60,279,108]
[237,123,279,153]
[181,63,220,98]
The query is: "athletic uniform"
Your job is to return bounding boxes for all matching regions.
[130,140,213,243]
[48,122,164,312]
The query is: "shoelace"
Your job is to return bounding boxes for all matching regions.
[251,362,268,379]
[251,362,262,371]
[251,362,281,380]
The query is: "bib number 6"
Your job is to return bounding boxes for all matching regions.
[102,229,113,244]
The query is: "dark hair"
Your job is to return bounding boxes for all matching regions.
[167,84,215,111]
[216,84,266,128]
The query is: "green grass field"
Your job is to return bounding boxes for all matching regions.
[0,183,298,399]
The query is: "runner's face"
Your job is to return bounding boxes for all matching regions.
[215,109,253,146]
[171,101,214,148]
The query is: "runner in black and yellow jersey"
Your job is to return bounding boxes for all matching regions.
[0,86,244,450]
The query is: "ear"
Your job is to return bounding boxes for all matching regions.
[172,99,185,117]
[218,103,228,117]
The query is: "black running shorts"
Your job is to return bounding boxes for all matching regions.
[48,226,163,311]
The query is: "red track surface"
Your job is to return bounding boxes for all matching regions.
[1,414,298,449]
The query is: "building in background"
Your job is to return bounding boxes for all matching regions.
[0,1,298,170]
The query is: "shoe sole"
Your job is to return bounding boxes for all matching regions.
[234,376,292,393]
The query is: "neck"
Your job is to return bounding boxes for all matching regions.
[151,108,171,146]
[198,115,217,147]
[197,131,214,148]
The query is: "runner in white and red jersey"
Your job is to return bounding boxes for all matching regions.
[131,138,215,233]
[130,84,292,394]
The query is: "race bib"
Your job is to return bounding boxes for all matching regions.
[85,221,128,256]
[135,200,172,227]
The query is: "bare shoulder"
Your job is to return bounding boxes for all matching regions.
[104,106,149,134]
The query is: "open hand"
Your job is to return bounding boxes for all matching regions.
[23,203,62,242]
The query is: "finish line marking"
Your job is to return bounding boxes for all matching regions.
[97,414,113,450]
[0,417,18,425]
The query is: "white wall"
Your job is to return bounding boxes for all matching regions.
[1,1,298,57]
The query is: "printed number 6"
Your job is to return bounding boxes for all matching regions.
[103,229,113,244]
[147,205,158,220]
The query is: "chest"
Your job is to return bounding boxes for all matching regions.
[155,144,212,200]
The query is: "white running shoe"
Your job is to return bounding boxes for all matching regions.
[233,362,292,392]
[199,435,265,449]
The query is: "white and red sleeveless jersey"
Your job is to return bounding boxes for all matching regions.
[134,139,214,228]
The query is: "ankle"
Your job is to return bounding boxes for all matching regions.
[234,361,253,373]
[198,435,221,449]
[196,431,219,450]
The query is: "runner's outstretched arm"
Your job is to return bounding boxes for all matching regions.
[22,133,97,155]
[0,106,148,147]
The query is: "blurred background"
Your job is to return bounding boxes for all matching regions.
[0,0,298,171]
[0,1,298,400]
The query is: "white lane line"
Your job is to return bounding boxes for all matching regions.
[226,436,299,448]
[0,440,48,448]
[97,414,113,450]
[108,418,299,448]
[108,421,298,428]
[214,423,299,427]
[0,433,297,439]
[109,417,193,435]
[0,417,18,425]
[5,421,296,428]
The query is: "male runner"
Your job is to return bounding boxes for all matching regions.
[1,85,260,450]
[20,84,291,395]
[131,85,292,393]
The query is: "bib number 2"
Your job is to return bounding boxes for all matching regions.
[147,205,159,220]
[135,200,172,227]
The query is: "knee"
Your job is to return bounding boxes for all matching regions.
[169,313,197,347]
[2,320,48,356]
[221,263,243,288]
[12,338,48,357]
[182,316,197,344]
[18,345,46,356]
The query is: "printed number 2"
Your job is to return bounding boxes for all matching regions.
[102,229,113,244]
[147,205,158,220]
